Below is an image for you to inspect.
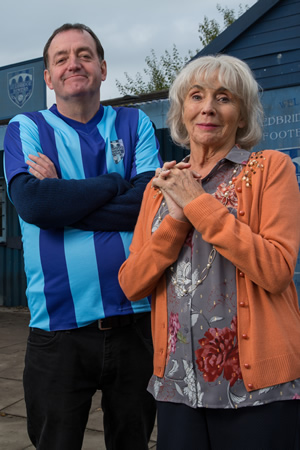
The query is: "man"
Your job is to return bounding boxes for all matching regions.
[4,23,161,450]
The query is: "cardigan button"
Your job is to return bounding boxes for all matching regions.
[239,272,245,277]
[236,186,242,193]
[239,301,246,307]
[242,333,248,339]
[244,363,251,369]
[248,383,254,389]
[239,210,245,216]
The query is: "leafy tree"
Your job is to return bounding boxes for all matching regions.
[115,46,192,96]
[116,3,250,96]
[198,4,249,46]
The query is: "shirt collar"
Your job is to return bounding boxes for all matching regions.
[182,146,250,166]
[49,104,104,130]
[224,146,250,165]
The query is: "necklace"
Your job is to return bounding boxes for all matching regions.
[169,247,217,297]
[165,162,242,296]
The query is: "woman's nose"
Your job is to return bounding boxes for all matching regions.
[201,97,215,114]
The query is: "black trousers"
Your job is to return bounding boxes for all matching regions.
[157,399,300,450]
[23,313,156,450]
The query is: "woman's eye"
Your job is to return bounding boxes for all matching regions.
[218,96,229,103]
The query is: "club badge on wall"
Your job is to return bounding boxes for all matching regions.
[7,68,34,108]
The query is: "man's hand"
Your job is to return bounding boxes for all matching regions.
[26,153,58,179]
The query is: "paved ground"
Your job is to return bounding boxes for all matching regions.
[0,307,157,450]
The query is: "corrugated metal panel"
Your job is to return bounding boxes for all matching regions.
[0,194,27,307]
[0,246,27,307]
[156,129,187,163]
[0,126,7,150]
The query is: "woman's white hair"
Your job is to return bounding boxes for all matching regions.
[167,54,264,150]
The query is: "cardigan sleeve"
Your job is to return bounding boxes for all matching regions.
[118,182,192,301]
[183,151,300,294]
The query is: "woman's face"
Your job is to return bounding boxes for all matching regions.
[182,75,245,153]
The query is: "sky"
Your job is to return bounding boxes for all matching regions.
[0,0,257,105]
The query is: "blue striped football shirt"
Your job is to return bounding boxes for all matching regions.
[4,104,161,330]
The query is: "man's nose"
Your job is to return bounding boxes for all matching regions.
[67,55,82,70]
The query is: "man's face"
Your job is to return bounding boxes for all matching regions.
[44,29,107,102]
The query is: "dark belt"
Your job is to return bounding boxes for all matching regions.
[30,313,149,334]
[86,312,149,330]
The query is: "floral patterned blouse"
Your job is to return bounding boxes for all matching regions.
[148,146,300,409]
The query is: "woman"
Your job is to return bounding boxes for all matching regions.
[118,55,300,450]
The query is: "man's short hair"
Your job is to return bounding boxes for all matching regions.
[43,23,105,69]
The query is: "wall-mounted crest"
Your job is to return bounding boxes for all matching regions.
[7,68,34,108]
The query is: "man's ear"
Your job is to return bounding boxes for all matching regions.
[44,69,54,90]
[100,60,107,82]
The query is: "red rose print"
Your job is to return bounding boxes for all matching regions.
[195,316,242,386]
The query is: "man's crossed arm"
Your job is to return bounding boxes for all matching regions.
[10,152,154,231]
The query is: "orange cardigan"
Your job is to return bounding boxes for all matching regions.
[119,150,300,392]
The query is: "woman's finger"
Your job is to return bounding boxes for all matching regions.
[174,162,191,170]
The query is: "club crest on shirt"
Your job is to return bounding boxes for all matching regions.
[7,68,34,108]
[111,139,125,164]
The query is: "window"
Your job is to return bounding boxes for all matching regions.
[0,179,6,243]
